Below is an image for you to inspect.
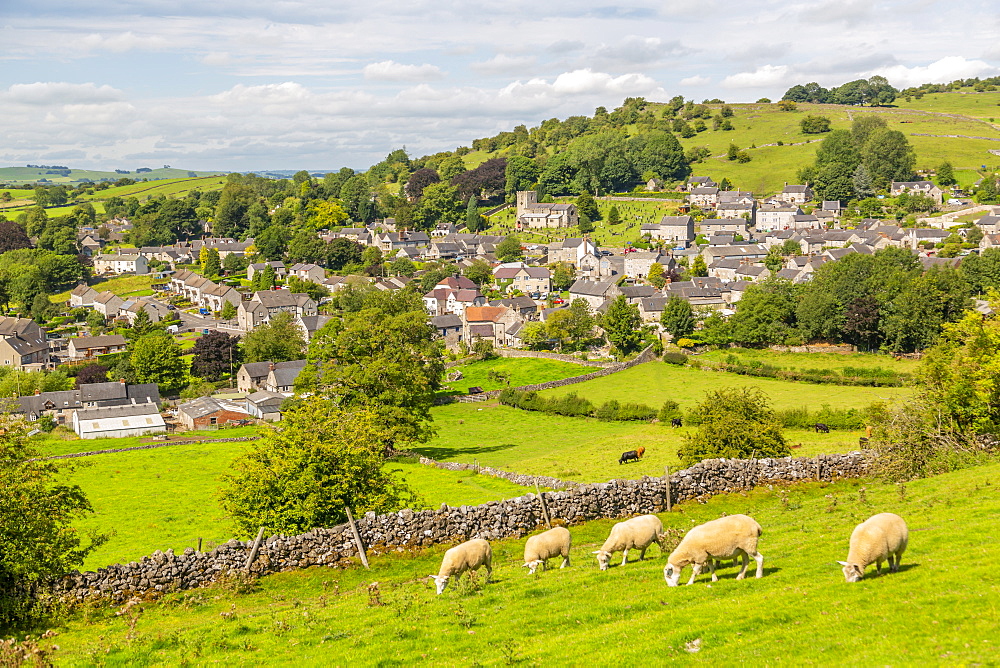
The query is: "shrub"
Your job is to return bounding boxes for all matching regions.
[675,338,696,349]
[658,400,682,422]
[678,387,790,466]
[662,352,688,365]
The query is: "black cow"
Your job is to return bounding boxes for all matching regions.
[814,423,830,433]
[859,436,869,447]
[619,450,640,464]
[671,417,682,427]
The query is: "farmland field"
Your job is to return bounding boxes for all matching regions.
[441,356,588,394]
[696,347,921,375]
[46,461,1000,665]
[49,274,163,303]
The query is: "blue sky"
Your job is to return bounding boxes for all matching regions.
[2,1,998,172]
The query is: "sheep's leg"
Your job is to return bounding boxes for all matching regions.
[736,552,749,580]
[875,559,883,575]
[560,555,570,569]
[709,560,718,582]
[889,554,899,573]
[638,546,648,561]
[687,563,701,585]
[753,551,764,579]
[621,548,629,566]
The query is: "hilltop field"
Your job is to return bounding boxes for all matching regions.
[0,167,223,187]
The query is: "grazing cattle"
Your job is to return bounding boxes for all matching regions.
[636,446,646,459]
[814,423,830,433]
[619,450,640,464]
[859,436,869,447]
[671,418,682,427]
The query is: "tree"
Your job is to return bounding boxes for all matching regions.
[546,299,595,351]
[201,247,221,278]
[191,331,242,381]
[727,278,798,345]
[496,235,523,263]
[219,400,419,535]
[937,161,956,187]
[295,289,444,446]
[505,156,540,202]
[287,276,330,303]
[129,332,188,393]
[0,416,103,627]
[648,262,665,288]
[404,168,440,200]
[853,164,875,199]
[602,295,642,357]
[690,255,708,277]
[75,363,109,386]
[575,192,600,221]
[242,312,306,363]
[607,204,622,225]
[326,237,364,271]
[255,226,289,261]
[86,309,105,332]
[552,261,575,291]
[812,161,856,203]
[800,115,832,134]
[861,129,916,188]
[464,196,483,232]
[660,294,694,339]
[220,300,238,321]
[388,256,416,277]
[127,305,154,340]
[414,182,462,231]
[578,214,594,234]
[677,387,790,466]
[287,229,326,264]
[0,220,32,254]
[463,259,493,287]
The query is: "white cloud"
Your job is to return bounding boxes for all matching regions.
[550,69,661,95]
[77,31,171,53]
[591,36,686,70]
[868,56,1000,89]
[721,65,792,89]
[3,82,126,106]
[471,54,537,76]
[679,75,710,86]
[362,60,445,82]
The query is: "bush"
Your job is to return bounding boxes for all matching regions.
[675,338,696,349]
[658,400,682,422]
[499,389,654,421]
[662,352,688,365]
[595,400,656,422]
[678,387,790,466]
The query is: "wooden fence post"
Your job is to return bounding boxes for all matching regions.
[664,466,672,512]
[197,537,202,553]
[535,478,552,528]
[345,505,370,569]
[244,527,265,571]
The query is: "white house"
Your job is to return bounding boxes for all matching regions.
[93,253,149,275]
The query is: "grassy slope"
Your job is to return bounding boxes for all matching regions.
[535,360,911,409]
[48,462,1000,665]
[696,347,922,374]
[50,274,163,303]
[442,357,588,394]
[0,167,224,186]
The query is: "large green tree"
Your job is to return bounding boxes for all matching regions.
[129,332,188,393]
[219,400,419,535]
[660,294,695,339]
[0,417,103,627]
[601,295,642,357]
[295,289,444,446]
[241,312,307,363]
[678,387,790,466]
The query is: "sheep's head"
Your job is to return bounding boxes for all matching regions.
[592,550,611,571]
[837,561,864,583]
[429,574,450,594]
[523,560,542,575]
[663,562,682,587]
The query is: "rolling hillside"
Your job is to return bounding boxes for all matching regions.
[0,166,224,186]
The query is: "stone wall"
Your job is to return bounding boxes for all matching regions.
[42,436,260,461]
[56,450,869,602]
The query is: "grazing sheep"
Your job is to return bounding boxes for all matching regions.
[523,526,572,575]
[663,514,764,587]
[593,515,663,570]
[838,513,908,582]
[429,538,492,595]
[619,450,640,464]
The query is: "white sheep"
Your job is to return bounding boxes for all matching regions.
[523,526,572,574]
[663,514,764,587]
[838,512,908,582]
[429,538,492,595]
[593,514,664,571]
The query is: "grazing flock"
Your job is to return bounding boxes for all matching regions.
[430,512,909,594]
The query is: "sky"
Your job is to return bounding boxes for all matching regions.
[2,1,999,172]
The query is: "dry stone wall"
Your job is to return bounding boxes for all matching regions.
[497,349,613,368]
[56,450,868,603]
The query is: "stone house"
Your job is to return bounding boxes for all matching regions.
[430,314,464,351]
[69,284,99,308]
[642,215,694,244]
[493,266,551,295]
[68,334,128,360]
[246,261,287,281]
[775,184,813,204]
[288,263,326,283]
[463,306,523,347]
[515,191,579,229]
[756,204,803,231]
[237,291,317,331]
[890,181,944,203]
[177,396,249,430]
[236,360,307,393]
[568,278,622,310]
[93,253,149,275]
[688,187,720,207]
[0,317,50,370]
[700,218,750,237]
[93,291,125,319]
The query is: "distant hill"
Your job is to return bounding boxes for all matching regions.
[0,166,226,186]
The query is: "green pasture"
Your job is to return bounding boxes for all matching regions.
[442,356,588,394]
[421,401,863,482]
[50,274,162,303]
[895,90,1000,120]
[47,461,1000,665]
[0,166,224,186]
[536,361,911,410]
[696,347,921,375]
[58,440,535,570]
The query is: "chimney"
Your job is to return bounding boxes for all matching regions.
[34,389,41,395]
[120,378,126,385]
[269,362,275,372]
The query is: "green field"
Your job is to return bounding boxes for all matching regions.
[49,274,163,304]
[0,167,224,186]
[535,361,911,410]
[697,347,921,374]
[443,356,588,394]
[58,440,535,571]
[46,461,1000,665]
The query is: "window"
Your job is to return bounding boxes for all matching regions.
[209,417,217,425]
